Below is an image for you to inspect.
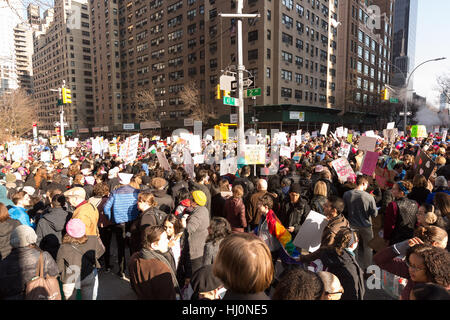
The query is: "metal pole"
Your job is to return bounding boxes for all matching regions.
[236,0,245,159]
[60,80,65,145]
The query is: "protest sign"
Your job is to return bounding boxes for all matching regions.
[10,144,28,163]
[91,137,102,155]
[183,151,195,179]
[414,149,435,180]
[120,134,140,164]
[248,135,257,145]
[433,125,440,133]
[289,135,296,152]
[194,121,202,137]
[387,122,395,129]
[336,126,344,137]
[320,123,329,136]
[293,152,302,162]
[40,151,52,162]
[360,151,379,176]
[220,157,237,176]
[359,136,377,152]
[347,134,353,143]
[66,141,77,148]
[442,129,448,142]
[109,143,118,156]
[311,131,318,138]
[411,125,427,138]
[189,135,202,154]
[280,145,292,158]
[331,158,356,183]
[157,152,171,171]
[293,210,329,253]
[383,128,398,144]
[193,154,205,165]
[244,145,266,164]
[365,130,375,137]
[375,167,397,189]
[338,142,351,158]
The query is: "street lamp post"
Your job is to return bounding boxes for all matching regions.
[402,57,446,132]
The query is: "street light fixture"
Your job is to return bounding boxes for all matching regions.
[403,57,447,131]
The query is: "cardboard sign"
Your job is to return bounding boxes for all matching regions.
[375,167,397,189]
[359,136,377,152]
[360,151,379,176]
[244,145,266,164]
[331,158,356,183]
[280,145,292,158]
[120,134,140,164]
[338,142,351,158]
[336,126,344,137]
[411,125,427,138]
[40,151,52,162]
[109,143,118,156]
[414,149,435,180]
[383,128,398,144]
[293,210,329,253]
[320,123,329,136]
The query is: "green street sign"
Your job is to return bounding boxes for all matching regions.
[245,88,262,98]
[223,96,239,106]
[57,99,63,106]
[390,98,399,103]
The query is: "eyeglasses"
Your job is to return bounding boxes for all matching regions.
[325,291,343,295]
[405,261,426,271]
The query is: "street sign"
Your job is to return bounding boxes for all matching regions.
[390,98,399,103]
[243,77,254,87]
[223,96,239,106]
[245,88,262,97]
[220,75,235,92]
[399,112,412,116]
[230,114,238,123]
[231,76,255,90]
[54,122,68,127]
[123,123,135,130]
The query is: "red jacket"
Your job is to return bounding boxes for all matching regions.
[224,197,247,233]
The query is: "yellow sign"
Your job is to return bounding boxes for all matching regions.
[50,136,59,145]
[109,143,118,155]
[347,134,353,143]
[244,145,266,165]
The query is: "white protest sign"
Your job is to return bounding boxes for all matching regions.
[194,121,202,137]
[365,130,375,137]
[290,135,296,152]
[91,138,102,155]
[311,131,318,138]
[66,141,77,148]
[183,151,195,179]
[274,132,288,145]
[320,123,329,136]
[193,154,205,165]
[190,135,202,154]
[387,122,395,129]
[336,126,344,137]
[338,142,351,158]
[280,145,292,158]
[40,151,52,162]
[359,136,377,152]
[10,144,28,162]
[248,135,257,145]
[293,210,329,253]
[244,145,266,164]
[121,134,140,164]
[331,157,356,184]
[442,129,448,141]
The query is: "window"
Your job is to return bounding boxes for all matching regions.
[295,90,302,99]
[248,30,258,42]
[267,48,271,59]
[266,67,271,78]
[248,49,258,60]
[267,29,271,40]
[357,45,363,58]
[295,56,303,67]
[282,14,293,29]
[281,87,292,98]
[282,0,293,10]
[295,73,303,84]
[281,70,292,81]
[281,51,293,63]
[267,10,271,21]
[282,33,293,45]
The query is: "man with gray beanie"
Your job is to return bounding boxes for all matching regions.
[426,176,450,204]
[0,225,59,299]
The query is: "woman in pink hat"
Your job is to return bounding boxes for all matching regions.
[56,218,105,300]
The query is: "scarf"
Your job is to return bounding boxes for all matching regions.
[140,248,180,294]
[265,209,300,258]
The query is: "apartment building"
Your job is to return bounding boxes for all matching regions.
[33,0,94,132]
[335,0,394,120]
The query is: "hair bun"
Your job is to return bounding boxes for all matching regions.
[424,212,438,225]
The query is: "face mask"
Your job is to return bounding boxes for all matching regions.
[282,186,290,194]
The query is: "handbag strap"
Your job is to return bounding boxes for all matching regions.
[36,252,44,278]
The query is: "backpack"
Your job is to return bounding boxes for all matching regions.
[25,252,61,300]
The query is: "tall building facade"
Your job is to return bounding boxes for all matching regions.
[33,0,94,132]
[335,0,394,122]
[90,0,340,130]
[391,0,418,88]
[0,0,23,95]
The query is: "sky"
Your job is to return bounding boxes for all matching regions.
[410,0,450,108]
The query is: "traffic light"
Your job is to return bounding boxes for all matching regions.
[381,88,389,100]
[216,84,221,100]
[62,88,72,104]
[223,90,230,97]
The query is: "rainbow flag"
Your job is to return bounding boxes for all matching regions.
[266,210,300,258]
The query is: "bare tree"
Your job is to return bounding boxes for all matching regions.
[0,88,37,141]
[179,81,216,123]
[437,74,450,103]
[134,87,159,122]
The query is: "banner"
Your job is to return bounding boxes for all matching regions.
[331,157,356,183]
[359,136,377,152]
[244,145,266,164]
[360,151,379,176]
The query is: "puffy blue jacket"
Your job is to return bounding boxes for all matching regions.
[104,185,140,224]
[8,206,35,229]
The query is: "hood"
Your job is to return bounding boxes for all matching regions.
[41,207,69,232]
[0,219,18,237]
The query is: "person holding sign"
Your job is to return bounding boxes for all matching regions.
[321,196,349,247]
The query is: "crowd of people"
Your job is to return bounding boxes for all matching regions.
[0,128,449,300]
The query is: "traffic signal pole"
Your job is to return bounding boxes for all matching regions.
[219,1,260,158]
[60,80,65,144]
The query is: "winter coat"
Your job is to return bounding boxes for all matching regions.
[35,207,71,260]
[8,206,34,228]
[0,218,20,260]
[210,191,232,218]
[151,189,175,215]
[0,247,59,300]
[129,207,167,254]
[408,187,430,206]
[321,214,350,247]
[57,236,105,283]
[185,205,210,260]
[190,182,212,214]
[224,197,247,233]
[310,195,327,215]
[104,185,140,224]
[0,185,14,209]
[279,197,311,238]
[89,196,111,228]
[384,198,418,245]
[246,190,270,227]
[128,251,177,300]
[202,239,223,266]
[72,201,99,236]
[170,180,190,201]
[232,177,255,199]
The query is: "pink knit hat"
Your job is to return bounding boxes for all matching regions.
[66,219,86,238]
